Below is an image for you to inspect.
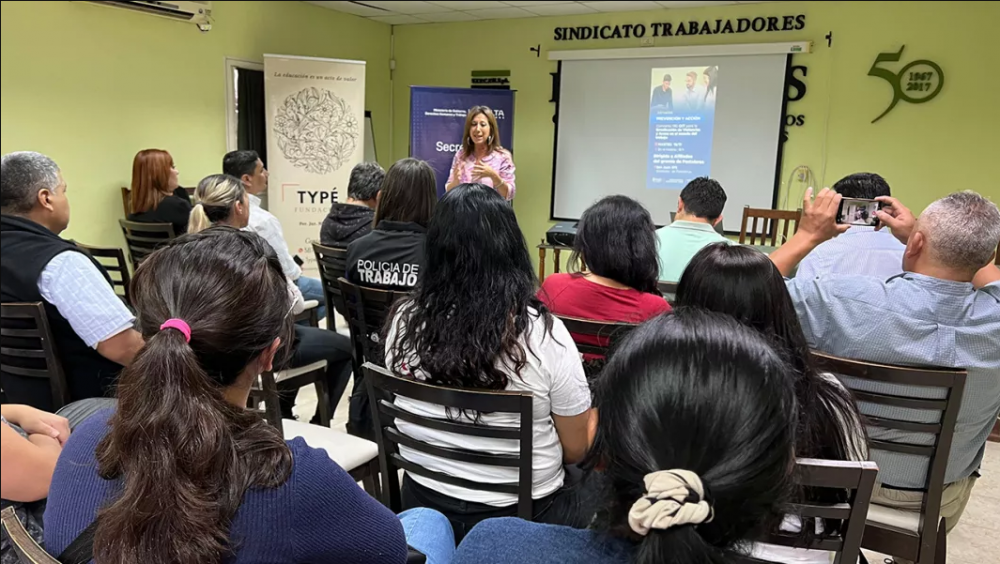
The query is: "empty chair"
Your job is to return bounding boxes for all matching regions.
[739,206,802,246]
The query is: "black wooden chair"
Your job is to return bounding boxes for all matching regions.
[656,280,679,303]
[313,243,350,317]
[812,352,967,564]
[754,458,878,564]
[248,364,380,497]
[0,507,59,563]
[364,362,535,518]
[554,315,636,359]
[76,243,132,305]
[0,302,70,411]
[119,218,176,268]
[338,277,407,438]
[554,315,636,380]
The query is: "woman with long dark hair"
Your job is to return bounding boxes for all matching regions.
[386,183,593,539]
[539,196,669,357]
[675,243,867,564]
[346,157,437,291]
[42,228,408,564]
[187,174,355,424]
[451,308,798,563]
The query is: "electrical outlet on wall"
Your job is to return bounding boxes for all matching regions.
[640,37,655,47]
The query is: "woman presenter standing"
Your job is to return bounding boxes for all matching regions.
[445,106,516,200]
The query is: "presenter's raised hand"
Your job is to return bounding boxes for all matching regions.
[799,187,849,244]
[874,195,916,244]
[471,158,500,184]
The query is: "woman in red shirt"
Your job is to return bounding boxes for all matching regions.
[539,196,669,357]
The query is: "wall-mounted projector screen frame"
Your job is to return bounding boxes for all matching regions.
[547,42,811,233]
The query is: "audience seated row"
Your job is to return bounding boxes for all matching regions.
[186,174,354,423]
[3,144,999,564]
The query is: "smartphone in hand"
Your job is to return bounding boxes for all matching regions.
[837,198,883,227]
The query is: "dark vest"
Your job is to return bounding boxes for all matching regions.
[0,214,124,410]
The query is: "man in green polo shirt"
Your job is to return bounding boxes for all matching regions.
[656,177,730,282]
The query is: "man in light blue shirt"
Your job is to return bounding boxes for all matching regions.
[771,188,1000,535]
[797,172,906,280]
[655,177,729,282]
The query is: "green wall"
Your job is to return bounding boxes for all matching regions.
[3,1,997,259]
[391,1,1000,260]
[0,0,390,248]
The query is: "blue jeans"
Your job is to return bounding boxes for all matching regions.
[399,508,455,564]
[294,275,326,321]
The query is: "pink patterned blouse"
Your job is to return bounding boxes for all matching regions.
[449,148,517,201]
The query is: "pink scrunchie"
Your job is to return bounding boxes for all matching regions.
[159,319,191,343]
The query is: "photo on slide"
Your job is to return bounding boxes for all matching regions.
[647,65,718,189]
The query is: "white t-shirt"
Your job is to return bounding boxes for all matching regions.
[385,306,591,507]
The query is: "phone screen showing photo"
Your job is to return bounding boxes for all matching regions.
[837,198,882,227]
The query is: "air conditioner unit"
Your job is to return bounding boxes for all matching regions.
[83,1,213,31]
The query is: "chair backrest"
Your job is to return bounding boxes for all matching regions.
[758,458,878,564]
[0,302,70,410]
[118,218,176,267]
[0,507,60,564]
[120,186,131,216]
[670,211,724,235]
[121,186,194,215]
[313,242,350,317]
[553,314,636,359]
[739,206,802,246]
[656,280,679,303]
[76,243,132,305]
[363,362,535,518]
[338,277,407,369]
[811,351,967,561]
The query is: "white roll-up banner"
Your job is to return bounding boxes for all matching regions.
[264,54,366,277]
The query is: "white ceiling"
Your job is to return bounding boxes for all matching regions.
[306,1,775,25]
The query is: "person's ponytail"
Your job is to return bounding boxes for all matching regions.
[94,326,290,564]
[188,202,212,234]
[637,527,726,564]
[92,227,294,564]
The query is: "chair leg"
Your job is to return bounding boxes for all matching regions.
[934,522,947,564]
[387,467,402,513]
[314,371,332,428]
[362,460,378,498]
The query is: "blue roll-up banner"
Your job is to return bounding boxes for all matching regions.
[410,86,515,197]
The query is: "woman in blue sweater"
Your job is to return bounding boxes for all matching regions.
[43,227,409,564]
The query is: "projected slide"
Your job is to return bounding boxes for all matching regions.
[647,66,718,188]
